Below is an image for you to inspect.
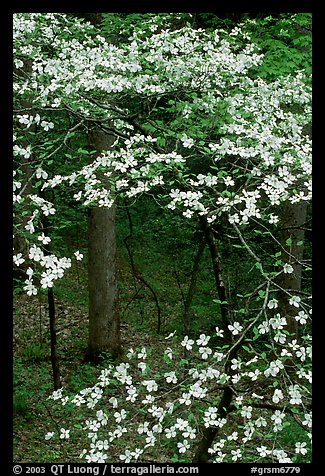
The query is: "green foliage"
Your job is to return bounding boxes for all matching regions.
[279,417,311,463]
[13,389,30,417]
[14,358,49,420]
[187,13,311,80]
[99,13,193,43]
[42,449,64,461]
[116,197,222,335]
[54,261,88,308]
[67,363,100,392]
[22,342,48,362]
[245,13,312,79]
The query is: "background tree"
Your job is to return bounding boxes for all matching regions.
[87,127,121,361]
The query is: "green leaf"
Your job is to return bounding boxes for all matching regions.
[219,374,228,384]
[242,345,253,353]
[77,148,90,155]
[213,298,228,305]
[163,354,172,364]
[286,237,292,246]
[157,137,166,147]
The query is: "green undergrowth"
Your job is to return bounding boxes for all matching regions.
[13,198,310,462]
[13,200,222,462]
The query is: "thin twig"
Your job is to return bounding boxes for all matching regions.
[226,281,270,360]
[19,120,85,196]
[123,205,162,334]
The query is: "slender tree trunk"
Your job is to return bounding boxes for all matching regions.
[86,128,121,361]
[123,205,162,334]
[193,217,234,462]
[199,216,232,341]
[192,386,232,462]
[39,199,62,390]
[48,288,61,390]
[278,201,307,335]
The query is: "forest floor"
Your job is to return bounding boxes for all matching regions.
[13,205,308,463]
[13,286,185,463]
[13,282,308,464]
[13,211,213,463]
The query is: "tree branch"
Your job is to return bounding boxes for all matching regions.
[123,205,162,334]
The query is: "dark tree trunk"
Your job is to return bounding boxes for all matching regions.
[87,206,121,360]
[192,216,234,462]
[39,203,61,391]
[199,216,232,341]
[48,288,61,390]
[86,128,121,361]
[192,386,233,462]
[278,201,307,335]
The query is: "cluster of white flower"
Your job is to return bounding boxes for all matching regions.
[14,11,311,299]
[40,138,185,210]
[16,113,54,131]
[167,189,207,218]
[13,143,32,159]
[203,406,226,428]
[43,318,311,462]
[21,244,72,292]
[207,76,311,225]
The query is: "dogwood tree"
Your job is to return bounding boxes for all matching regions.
[13,13,311,463]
